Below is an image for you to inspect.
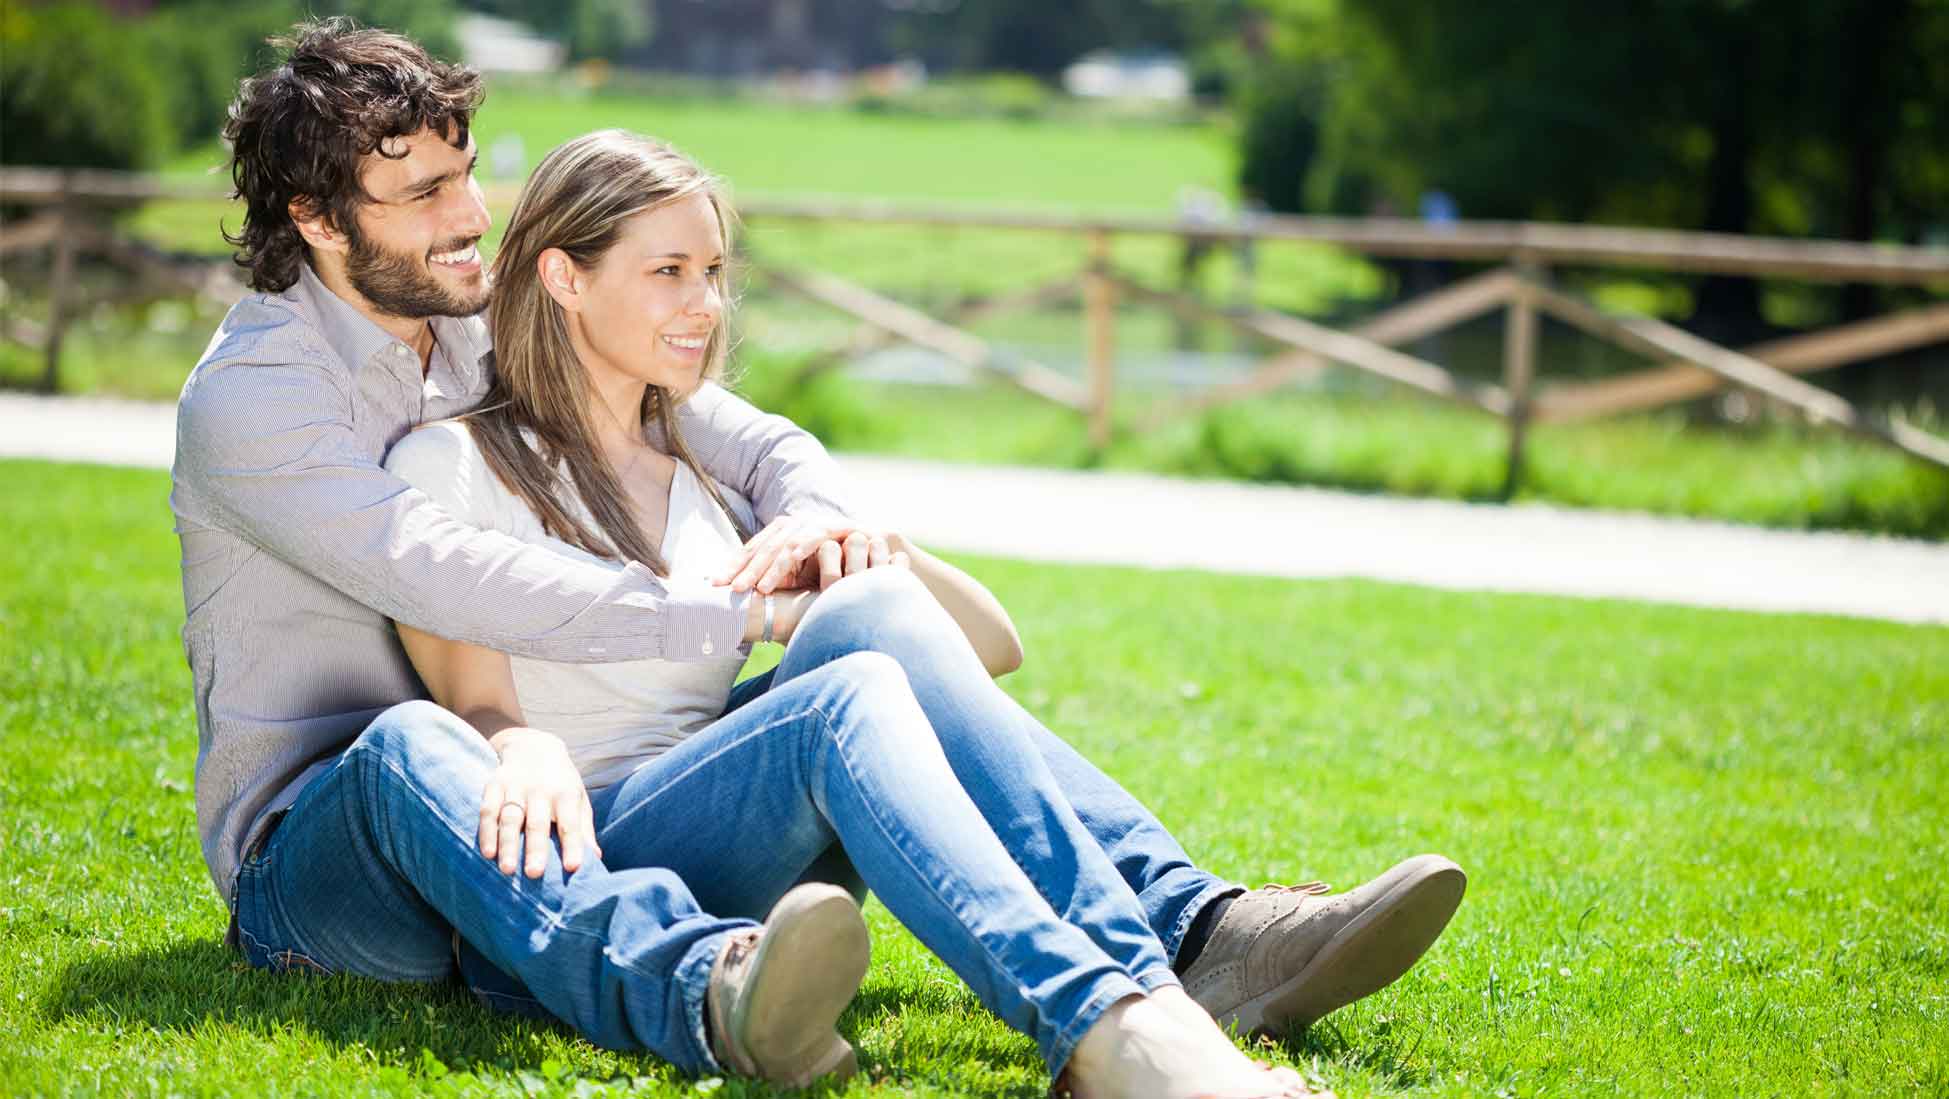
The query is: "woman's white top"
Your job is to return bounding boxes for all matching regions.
[383,420,754,788]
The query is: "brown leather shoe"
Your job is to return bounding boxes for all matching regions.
[707,883,871,1088]
[1183,854,1466,1037]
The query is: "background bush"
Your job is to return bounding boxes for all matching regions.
[0,3,174,171]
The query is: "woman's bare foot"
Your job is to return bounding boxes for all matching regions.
[1062,992,1331,1099]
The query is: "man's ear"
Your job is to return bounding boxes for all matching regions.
[538,248,582,313]
[288,197,348,255]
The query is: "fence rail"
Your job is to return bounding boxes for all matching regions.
[3,166,1946,483]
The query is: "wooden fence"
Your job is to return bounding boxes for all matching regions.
[4,166,1947,487]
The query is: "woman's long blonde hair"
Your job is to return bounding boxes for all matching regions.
[469,129,750,575]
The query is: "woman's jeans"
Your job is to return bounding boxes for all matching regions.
[230,568,1237,1074]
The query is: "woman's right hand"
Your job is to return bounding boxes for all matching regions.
[480,726,601,878]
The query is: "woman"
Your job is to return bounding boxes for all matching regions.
[383,129,1328,1099]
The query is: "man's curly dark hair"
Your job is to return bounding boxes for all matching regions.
[222,19,484,292]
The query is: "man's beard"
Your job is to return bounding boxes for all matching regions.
[344,228,490,320]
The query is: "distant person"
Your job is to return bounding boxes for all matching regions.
[381,128,1469,1099]
[171,18,1467,1097]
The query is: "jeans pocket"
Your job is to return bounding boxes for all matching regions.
[233,819,335,977]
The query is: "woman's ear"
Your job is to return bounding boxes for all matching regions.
[538,248,582,312]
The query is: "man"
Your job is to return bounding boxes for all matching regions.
[174,17,1464,1086]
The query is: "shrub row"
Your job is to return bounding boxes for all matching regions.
[0,1,458,173]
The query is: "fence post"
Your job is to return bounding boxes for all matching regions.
[40,176,78,394]
[1500,256,1541,499]
[1084,228,1116,449]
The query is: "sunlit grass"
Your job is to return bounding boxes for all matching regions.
[3,459,1946,1096]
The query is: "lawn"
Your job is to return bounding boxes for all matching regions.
[3,459,1946,1097]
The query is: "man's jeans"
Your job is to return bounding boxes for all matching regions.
[230,568,1237,1074]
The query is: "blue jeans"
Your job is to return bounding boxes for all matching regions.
[230,568,1236,1074]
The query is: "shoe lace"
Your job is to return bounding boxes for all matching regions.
[1261,881,1331,896]
[720,928,761,976]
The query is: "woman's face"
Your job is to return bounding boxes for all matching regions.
[569,193,726,397]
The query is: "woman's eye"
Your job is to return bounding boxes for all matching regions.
[706,264,725,279]
[655,265,680,276]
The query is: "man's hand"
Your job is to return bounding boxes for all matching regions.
[480,727,600,878]
[715,516,903,594]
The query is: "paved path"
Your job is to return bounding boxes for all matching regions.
[4,393,1945,626]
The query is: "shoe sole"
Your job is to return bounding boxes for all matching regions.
[733,884,872,1088]
[1224,854,1466,1038]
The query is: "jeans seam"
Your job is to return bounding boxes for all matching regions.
[1170,880,1246,963]
[599,705,821,837]
[810,697,1119,1067]
[364,745,722,1068]
[1046,972,1146,1078]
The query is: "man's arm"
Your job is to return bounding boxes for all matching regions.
[669,383,856,526]
[176,362,744,663]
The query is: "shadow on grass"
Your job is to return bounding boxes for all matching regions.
[1272,1014,1440,1092]
[43,937,1053,1096]
[42,936,649,1079]
[842,981,1049,1098]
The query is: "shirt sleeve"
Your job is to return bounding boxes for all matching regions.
[665,382,857,528]
[175,362,748,663]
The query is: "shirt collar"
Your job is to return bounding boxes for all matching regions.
[289,263,490,394]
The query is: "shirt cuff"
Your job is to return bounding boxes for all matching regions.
[656,573,752,661]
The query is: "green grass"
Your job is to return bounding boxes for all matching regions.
[4,459,1947,1096]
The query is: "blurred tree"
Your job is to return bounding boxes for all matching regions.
[886,0,1225,78]
[148,1,310,153]
[0,3,173,170]
[1241,0,1949,340]
[464,0,653,62]
[147,0,463,67]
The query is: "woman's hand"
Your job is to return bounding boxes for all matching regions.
[805,529,910,590]
[715,516,905,594]
[480,726,601,878]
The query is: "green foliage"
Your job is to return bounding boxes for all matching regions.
[4,459,1948,1095]
[466,0,652,62]
[147,1,303,153]
[0,3,173,171]
[1242,0,1949,246]
[886,0,1233,77]
[1234,64,1322,211]
[329,0,464,61]
[1,1,465,172]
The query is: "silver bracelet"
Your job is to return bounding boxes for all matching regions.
[761,593,776,644]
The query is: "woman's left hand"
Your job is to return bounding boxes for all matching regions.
[804,529,911,590]
[716,515,909,593]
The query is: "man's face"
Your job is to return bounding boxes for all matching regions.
[341,125,491,319]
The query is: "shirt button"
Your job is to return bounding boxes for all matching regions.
[701,638,715,656]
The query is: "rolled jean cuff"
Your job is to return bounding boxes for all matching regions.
[1166,879,1246,963]
[1045,971,1147,1080]
[1133,965,1182,994]
[676,930,731,1074]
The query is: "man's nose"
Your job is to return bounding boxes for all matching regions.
[453,182,491,239]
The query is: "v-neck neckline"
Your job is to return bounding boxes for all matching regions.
[652,460,690,564]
